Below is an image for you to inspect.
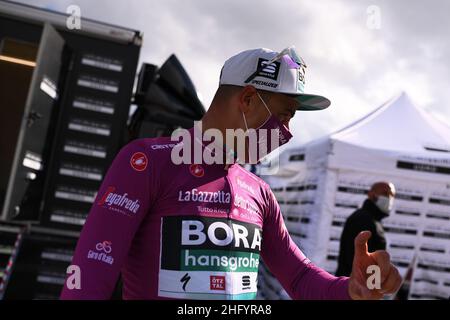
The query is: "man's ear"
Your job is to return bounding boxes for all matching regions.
[237,85,257,113]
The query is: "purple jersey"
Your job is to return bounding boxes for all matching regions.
[60,128,350,300]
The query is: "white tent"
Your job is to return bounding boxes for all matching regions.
[259,92,450,300]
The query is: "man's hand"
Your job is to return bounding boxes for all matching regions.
[348,231,402,300]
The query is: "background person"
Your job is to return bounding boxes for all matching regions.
[336,182,396,277]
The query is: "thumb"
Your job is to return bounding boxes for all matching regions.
[354,231,371,258]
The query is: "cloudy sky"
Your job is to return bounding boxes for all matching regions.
[15,0,450,146]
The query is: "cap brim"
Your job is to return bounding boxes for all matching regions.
[294,94,331,111]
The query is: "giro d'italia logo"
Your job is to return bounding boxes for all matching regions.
[189,164,204,178]
[130,152,148,171]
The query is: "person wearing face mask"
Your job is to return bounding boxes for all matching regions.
[61,48,401,300]
[336,182,396,277]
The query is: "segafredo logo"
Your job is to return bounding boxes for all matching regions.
[178,188,231,204]
[97,186,140,215]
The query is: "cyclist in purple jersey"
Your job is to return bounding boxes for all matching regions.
[61,47,401,300]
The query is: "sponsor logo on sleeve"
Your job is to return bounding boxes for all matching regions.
[151,143,180,150]
[234,193,260,215]
[87,241,114,265]
[236,177,256,195]
[130,152,148,171]
[189,164,204,178]
[97,186,140,216]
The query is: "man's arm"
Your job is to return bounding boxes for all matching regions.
[60,139,155,299]
[261,189,351,300]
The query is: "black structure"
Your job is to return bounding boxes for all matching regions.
[0,222,79,300]
[130,55,205,139]
[0,1,142,229]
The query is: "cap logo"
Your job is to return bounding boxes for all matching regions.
[255,58,280,81]
[297,65,306,93]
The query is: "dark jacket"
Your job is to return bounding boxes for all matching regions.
[335,199,388,277]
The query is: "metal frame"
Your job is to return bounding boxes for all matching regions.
[0,0,142,45]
